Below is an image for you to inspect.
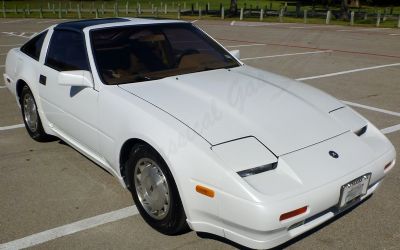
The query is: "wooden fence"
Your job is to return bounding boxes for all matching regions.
[1,1,400,28]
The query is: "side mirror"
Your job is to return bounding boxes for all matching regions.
[229,49,240,59]
[58,70,93,88]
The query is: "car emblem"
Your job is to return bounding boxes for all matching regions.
[329,151,339,159]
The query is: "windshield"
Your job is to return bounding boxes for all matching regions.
[90,23,240,85]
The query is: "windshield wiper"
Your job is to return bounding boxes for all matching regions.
[131,74,160,83]
[197,64,238,72]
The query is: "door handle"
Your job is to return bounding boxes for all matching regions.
[39,75,47,85]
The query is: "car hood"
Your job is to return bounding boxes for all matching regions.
[119,65,348,156]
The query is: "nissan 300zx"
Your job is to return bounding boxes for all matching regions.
[3,18,396,249]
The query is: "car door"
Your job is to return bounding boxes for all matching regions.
[39,29,100,154]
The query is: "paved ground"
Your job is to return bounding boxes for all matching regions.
[0,18,399,250]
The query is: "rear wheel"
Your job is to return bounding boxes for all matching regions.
[126,144,188,235]
[20,85,53,142]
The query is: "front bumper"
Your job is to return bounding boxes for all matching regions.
[216,147,395,249]
[223,181,380,249]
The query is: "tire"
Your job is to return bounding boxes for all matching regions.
[20,85,54,142]
[126,143,189,235]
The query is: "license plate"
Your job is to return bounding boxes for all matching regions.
[339,173,371,208]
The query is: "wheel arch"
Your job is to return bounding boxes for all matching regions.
[119,138,162,188]
[119,137,183,191]
[14,77,55,137]
[16,79,28,103]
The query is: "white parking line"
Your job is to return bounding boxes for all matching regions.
[2,19,31,24]
[290,26,305,29]
[336,28,393,33]
[381,124,400,135]
[0,205,139,249]
[296,63,400,81]
[241,50,332,61]
[389,34,400,36]
[37,19,66,24]
[232,21,287,27]
[342,101,400,117]
[2,32,33,39]
[357,27,391,31]
[0,124,24,131]
[307,25,341,28]
[225,43,266,48]
[0,44,23,47]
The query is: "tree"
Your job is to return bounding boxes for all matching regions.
[229,0,238,16]
[340,0,350,20]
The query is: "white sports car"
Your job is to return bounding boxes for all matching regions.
[4,18,396,249]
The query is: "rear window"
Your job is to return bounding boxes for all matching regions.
[20,31,48,61]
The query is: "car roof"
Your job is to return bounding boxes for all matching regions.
[54,18,130,32]
[54,18,186,33]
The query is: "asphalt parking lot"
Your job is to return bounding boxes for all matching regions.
[0,18,399,250]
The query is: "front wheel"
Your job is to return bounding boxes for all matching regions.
[20,85,53,142]
[126,144,188,235]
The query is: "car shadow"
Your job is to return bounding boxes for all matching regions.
[196,195,373,250]
[37,134,59,142]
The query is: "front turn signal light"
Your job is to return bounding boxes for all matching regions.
[196,185,215,198]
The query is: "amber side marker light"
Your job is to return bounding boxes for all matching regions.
[196,185,215,198]
[280,206,308,221]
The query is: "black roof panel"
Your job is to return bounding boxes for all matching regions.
[54,18,130,32]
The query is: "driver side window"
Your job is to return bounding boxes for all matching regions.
[45,30,89,72]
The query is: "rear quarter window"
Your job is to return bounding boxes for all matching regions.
[20,31,48,61]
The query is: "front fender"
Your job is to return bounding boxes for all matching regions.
[98,85,256,235]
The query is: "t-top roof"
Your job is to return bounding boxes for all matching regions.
[54,18,130,32]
